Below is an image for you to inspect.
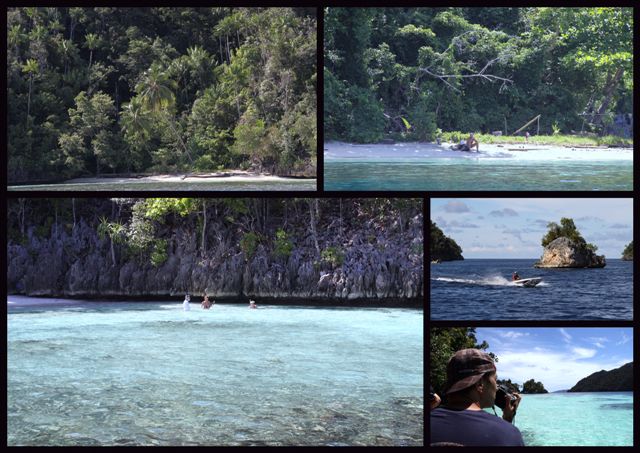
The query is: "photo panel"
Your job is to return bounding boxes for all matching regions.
[429,326,633,447]
[7,196,424,446]
[323,7,633,191]
[429,198,633,321]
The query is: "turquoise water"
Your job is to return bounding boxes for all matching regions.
[7,301,423,446]
[324,160,632,191]
[490,392,633,446]
[8,179,316,191]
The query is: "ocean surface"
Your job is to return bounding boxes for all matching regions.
[8,179,316,191]
[7,300,423,446]
[430,259,632,320]
[324,160,632,191]
[490,392,633,446]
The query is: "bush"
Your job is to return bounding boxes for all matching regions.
[273,228,293,259]
[240,231,260,259]
[150,239,168,267]
[321,246,345,267]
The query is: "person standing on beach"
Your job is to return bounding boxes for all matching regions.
[431,349,523,446]
[525,131,530,143]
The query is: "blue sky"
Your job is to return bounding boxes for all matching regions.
[475,328,633,392]
[431,198,633,258]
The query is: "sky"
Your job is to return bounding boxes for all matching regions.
[475,327,633,392]
[431,198,633,259]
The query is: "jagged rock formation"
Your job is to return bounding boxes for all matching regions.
[534,237,606,268]
[430,221,463,261]
[568,362,633,392]
[7,204,423,304]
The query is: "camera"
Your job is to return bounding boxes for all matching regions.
[494,384,517,410]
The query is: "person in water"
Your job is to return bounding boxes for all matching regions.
[183,293,191,311]
[430,348,523,446]
[201,293,211,309]
[512,271,520,281]
[249,300,257,309]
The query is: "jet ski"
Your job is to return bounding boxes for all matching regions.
[513,277,542,288]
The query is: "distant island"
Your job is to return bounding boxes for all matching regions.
[621,241,633,261]
[534,218,605,268]
[498,378,547,394]
[568,362,633,392]
[430,221,463,262]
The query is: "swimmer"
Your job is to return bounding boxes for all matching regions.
[249,299,257,309]
[183,293,191,311]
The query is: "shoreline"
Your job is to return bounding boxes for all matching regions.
[324,141,633,162]
[7,294,423,309]
[8,171,316,187]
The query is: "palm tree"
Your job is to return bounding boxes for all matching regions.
[136,64,194,164]
[21,58,39,123]
[120,97,152,139]
[85,33,99,69]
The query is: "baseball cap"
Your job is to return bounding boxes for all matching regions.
[445,348,496,394]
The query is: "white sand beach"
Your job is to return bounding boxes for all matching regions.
[65,172,308,184]
[324,141,633,162]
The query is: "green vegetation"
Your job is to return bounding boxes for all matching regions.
[8,7,316,183]
[439,132,631,147]
[622,241,633,261]
[430,221,463,261]
[325,8,632,144]
[522,379,548,394]
[541,217,597,251]
[321,246,345,268]
[240,231,261,260]
[430,328,494,397]
[273,228,294,259]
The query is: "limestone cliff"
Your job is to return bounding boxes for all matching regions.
[534,237,606,268]
[568,362,633,392]
[7,200,423,304]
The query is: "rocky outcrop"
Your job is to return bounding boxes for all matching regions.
[568,362,633,392]
[621,241,633,261]
[534,237,606,268]
[7,212,423,304]
[430,221,463,262]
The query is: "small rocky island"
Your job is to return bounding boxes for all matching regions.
[534,218,605,268]
[430,221,463,262]
[568,362,633,392]
[621,241,633,261]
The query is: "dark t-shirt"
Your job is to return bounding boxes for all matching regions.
[431,407,525,446]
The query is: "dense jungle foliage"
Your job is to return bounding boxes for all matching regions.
[324,7,633,143]
[7,7,317,183]
[430,220,463,261]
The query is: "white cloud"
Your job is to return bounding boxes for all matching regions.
[571,347,597,359]
[494,349,630,392]
[499,331,530,340]
[559,328,572,342]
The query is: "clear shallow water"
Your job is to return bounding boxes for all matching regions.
[8,179,316,191]
[494,392,633,446]
[431,259,632,320]
[324,160,632,191]
[7,301,423,446]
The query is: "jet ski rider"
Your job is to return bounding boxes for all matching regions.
[512,271,520,281]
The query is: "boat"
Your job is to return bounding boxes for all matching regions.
[513,277,542,287]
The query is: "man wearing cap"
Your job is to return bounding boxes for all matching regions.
[430,348,524,446]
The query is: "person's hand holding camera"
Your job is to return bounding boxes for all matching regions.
[502,392,521,423]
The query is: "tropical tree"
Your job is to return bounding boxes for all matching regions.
[21,58,39,123]
[85,33,99,69]
[136,63,194,165]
